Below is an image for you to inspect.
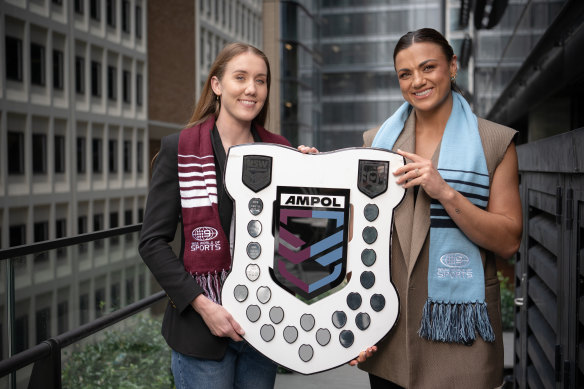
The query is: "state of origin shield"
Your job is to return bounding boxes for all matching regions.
[222,144,405,374]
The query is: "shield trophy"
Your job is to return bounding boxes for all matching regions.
[222,144,405,374]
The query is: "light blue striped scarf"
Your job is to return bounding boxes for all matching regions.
[372,92,495,344]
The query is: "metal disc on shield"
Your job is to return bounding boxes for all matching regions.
[269,306,284,324]
[256,286,271,304]
[363,204,379,221]
[283,326,298,344]
[245,264,260,282]
[361,249,376,267]
[233,285,248,302]
[346,292,362,310]
[248,198,263,215]
[316,328,331,346]
[246,242,261,259]
[260,324,275,342]
[360,271,376,289]
[300,314,315,332]
[355,312,371,331]
[370,294,386,312]
[362,226,378,244]
[299,344,314,362]
[332,311,347,329]
[339,330,354,348]
[247,220,262,237]
[246,305,261,322]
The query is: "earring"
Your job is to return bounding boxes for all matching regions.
[450,74,456,82]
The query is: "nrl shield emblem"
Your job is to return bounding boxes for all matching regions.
[222,144,405,374]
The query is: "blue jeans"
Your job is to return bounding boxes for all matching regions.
[171,340,277,389]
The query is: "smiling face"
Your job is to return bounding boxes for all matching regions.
[394,42,457,116]
[211,51,268,129]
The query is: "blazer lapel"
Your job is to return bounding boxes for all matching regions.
[392,113,416,269]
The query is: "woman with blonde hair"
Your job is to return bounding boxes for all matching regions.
[139,42,290,389]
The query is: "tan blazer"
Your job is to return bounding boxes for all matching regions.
[359,113,516,388]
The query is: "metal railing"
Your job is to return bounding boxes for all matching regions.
[0,225,166,389]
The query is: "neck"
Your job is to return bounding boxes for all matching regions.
[215,114,254,153]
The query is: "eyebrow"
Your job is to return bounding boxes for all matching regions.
[397,58,438,73]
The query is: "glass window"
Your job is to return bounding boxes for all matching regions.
[6,36,23,81]
[107,65,117,100]
[90,0,101,21]
[91,61,101,97]
[77,137,86,173]
[92,138,102,173]
[123,140,131,172]
[8,131,24,175]
[55,135,66,173]
[56,219,67,238]
[136,140,143,172]
[93,213,104,231]
[122,70,131,103]
[57,301,68,333]
[10,224,26,247]
[31,43,46,86]
[75,56,85,94]
[106,0,116,28]
[108,139,118,173]
[79,294,89,324]
[14,316,29,353]
[78,215,88,234]
[122,0,130,33]
[32,134,47,174]
[136,73,143,106]
[53,49,64,89]
[135,5,142,38]
[35,308,51,344]
[74,0,84,14]
[124,209,132,225]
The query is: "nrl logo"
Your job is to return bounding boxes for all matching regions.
[271,187,350,301]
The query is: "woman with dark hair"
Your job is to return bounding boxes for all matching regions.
[355,28,522,388]
[139,42,290,389]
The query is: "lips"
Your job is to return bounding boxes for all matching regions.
[239,99,257,106]
[413,88,432,97]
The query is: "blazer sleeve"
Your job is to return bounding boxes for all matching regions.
[138,133,204,313]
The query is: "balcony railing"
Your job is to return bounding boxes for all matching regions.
[0,225,167,389]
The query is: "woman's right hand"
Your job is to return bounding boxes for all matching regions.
[348,346,377,366]
[298,145,319,154]
[191,294,245,341]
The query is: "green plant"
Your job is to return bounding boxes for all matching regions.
[62,315,173,389]
[498,271,515,331]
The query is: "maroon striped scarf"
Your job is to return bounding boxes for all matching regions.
[178,116,290,304]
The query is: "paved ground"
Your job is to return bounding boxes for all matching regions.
[274,332,514,388]
[275,364,370,389]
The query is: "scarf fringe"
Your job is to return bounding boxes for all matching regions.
[193,269,229,305]
[418,300,495,344]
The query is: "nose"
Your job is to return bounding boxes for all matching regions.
[412,71,425,88]
[244,80,256,95]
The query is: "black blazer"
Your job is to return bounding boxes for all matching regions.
[139,131,230,359]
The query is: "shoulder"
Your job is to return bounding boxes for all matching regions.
[255,125,291,147]
[477,117,518,178]
[362,126,381,147]
[477,117,517,142]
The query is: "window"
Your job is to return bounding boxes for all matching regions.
[106,0,116,27]
[90,0,101,21]
[124,209,133,225]
[95,287,105,317]
[30,43,46,86]
[14,316,29,353]
[34,221,49,264]
[110,211,119,244]
[123,140,131,172]
[122,0,130,33]
[55,135,65,173]
[108,139,118,173]
[91,60,101,97]
[126,278,134,304]
[32,134,47,174]
[6,36,23,81]
[57,301,68,333]
[137,140,143,173]
[52,0,63,5]
[111,283,121,309]
[74,0,84,14]
[35,307,51,344]
[75,56,85,94]
[138,208,144,223]
[53,49,64,89]
[92,138,102,173]
[136,73,143,106]
[122,70,131,103]
[107,65,117,100]
[93,213,104,231]
[135,5,142,38]
[77,137,86,173]
[56,219,67,238]
[8,131,24,175]
[78,215,88,234]
[79,294,89,324]
[9,224,26,247]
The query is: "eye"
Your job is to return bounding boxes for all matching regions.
[235,74,245,81]
[398,72,410,80]
[423,65,435,71]
[256,79,266,85]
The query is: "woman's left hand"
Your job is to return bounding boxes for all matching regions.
[298,145,319,154]
[393,149,452,200]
